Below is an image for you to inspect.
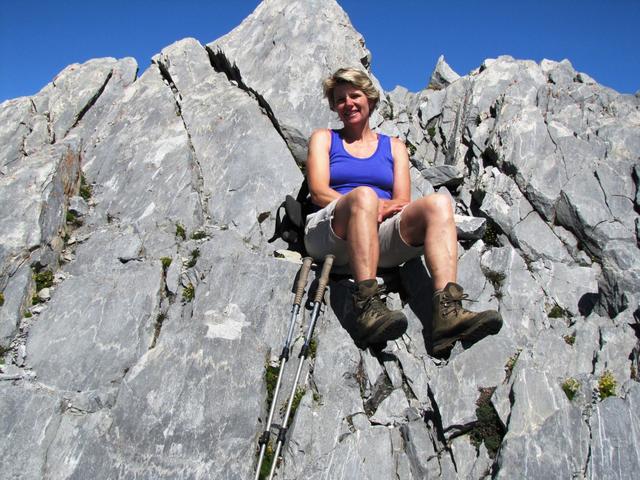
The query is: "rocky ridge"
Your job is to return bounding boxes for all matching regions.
[1,0,639,478]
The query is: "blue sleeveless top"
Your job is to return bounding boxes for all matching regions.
[328,129,394,200]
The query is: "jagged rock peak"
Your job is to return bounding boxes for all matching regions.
[0,1,639,479]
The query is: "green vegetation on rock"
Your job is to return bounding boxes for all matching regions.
[469,387,505,458]
[598,370,617,400]
[79,174,92,201]
[562,378,580,401]
[182,284,195,302]
[34,270,54,291]
[176,223,186,240]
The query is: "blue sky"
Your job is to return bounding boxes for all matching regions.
[1,0,638,103]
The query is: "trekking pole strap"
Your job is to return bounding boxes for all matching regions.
[313,255,334,304]
[294,257,313,306]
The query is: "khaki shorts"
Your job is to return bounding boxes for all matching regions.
[304,199,423,268]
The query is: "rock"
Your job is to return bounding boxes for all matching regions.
[0,0,638,478]
[37,288,51,302]
[429,55,461,90]
[420,164,463,187]
[588,383,640,477]
[455,214,486,241]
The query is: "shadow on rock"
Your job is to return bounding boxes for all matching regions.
[326,259,438,354]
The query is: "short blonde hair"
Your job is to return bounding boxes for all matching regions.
[323,68,380,113]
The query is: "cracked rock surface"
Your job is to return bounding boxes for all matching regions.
[0,0,638,478]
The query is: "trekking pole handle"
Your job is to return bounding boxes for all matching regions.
[313,255,334,304]
[294,257,313,306]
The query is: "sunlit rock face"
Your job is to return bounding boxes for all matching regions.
[0,0,638,478]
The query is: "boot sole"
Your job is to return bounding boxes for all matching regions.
[432,317,502,357]
[362,317,408,346]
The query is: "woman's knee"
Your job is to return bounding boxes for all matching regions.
[420,193,454,220]
[346,186,379,212]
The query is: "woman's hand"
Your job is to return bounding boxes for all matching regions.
[378,199,408,223]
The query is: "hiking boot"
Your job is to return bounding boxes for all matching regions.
[353,279,407,345]
[432,282,502,357]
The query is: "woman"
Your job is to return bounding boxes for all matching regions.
[304,68,502,355]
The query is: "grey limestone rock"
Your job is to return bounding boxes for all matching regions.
[0,1,639,479]
[429,55,461,90]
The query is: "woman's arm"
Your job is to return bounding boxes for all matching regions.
[377,137,411,222]
[306,129,342,208]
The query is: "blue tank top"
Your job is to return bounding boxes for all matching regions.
[328,129,394,200]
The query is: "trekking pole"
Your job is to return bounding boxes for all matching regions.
[254,257,313,480]
[267,254,334,480]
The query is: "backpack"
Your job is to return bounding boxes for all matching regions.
[268,179,312,255]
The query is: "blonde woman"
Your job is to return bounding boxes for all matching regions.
[304,68,502,355]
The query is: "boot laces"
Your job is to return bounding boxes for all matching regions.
[440,291,475,318]
[357,286,389,316]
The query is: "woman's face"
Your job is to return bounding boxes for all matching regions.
[333,83,371,125]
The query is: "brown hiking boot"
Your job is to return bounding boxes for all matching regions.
[431,282,502,357]
[353,279,408,345]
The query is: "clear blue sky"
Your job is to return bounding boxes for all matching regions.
[1,0,638,103]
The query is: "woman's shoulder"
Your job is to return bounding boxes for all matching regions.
[309,128,334,141]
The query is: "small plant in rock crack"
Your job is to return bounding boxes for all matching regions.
[469,387,505,458]
[264,363,279,407]
[79,175,92,201]
[160,257,172,270]
[186,249,200,268]
[182,283,195,302]
[562,378,580,401]
[503,351,521,383]
[258,443,275,480]
[282,387,306,418]
[548,304,568,319]
[406,141,417,157]
[191,230,207,240]
[34,269,54,291]
[0,292,4,307]
[175,223,186,241]
[598,370,617,400]
[66,210,83,227]
[563,334,576,346]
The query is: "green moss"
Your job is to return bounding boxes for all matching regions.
[34,270,54,291]
[308,338,318,359]
[182,284,195,302]
[469,387,504,458]
[175,223,186,241]
[562,378,580,401]
[79,175,92,201]
[191,230,207,240]
[150,313,167,349]
[160,257,172,270]
[284,387,306,419]
[31,295,41,305]
[258,444,275,480]
[563,334,576,346]
[0,292,4,307]
[482,220,501,247]
[548,305,567,319]
[265,364,279,407]
[427,126,437,139]
[24,310,33,318]
[406,141,416,157]
[186,249,200,268]
[66,210,83,227]
[598,370,617,400]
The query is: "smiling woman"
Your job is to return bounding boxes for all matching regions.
[303,67,503,355]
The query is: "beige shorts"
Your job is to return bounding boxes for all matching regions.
[304,199,423,268]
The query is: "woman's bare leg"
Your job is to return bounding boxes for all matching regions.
[331,186,380,282]
[399,193,457,290]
